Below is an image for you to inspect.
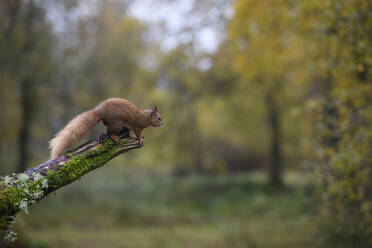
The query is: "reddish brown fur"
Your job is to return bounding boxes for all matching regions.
[49,98,163,158]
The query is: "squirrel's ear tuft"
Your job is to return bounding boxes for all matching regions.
[151,104,158,117]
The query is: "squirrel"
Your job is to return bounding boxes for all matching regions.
[49,98,163,159]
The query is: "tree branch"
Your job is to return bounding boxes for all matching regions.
[0,127,141,231]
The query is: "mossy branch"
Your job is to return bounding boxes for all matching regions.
[0,127,141,233]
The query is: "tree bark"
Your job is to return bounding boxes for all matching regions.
[266,93,283,188]
[0,127,141,231]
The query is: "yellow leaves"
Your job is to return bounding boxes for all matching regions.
[229,0,308,96]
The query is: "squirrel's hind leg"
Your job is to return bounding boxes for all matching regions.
[106,125,125,145]
[109,134,121,144]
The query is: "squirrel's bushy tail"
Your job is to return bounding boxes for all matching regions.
[49,107,104,159]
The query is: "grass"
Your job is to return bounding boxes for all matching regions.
[9,167,321,248]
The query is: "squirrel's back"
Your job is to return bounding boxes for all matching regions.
[99,98,142,126]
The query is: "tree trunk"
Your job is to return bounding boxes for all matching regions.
[16,80,33,173]
[0,128,141,231]
[16,0,37,173]
[266,93,283,188]
[2,0,21,38]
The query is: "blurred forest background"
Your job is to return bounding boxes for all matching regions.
[0,0,371,247]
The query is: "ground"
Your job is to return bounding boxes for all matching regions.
[8,167,344,248]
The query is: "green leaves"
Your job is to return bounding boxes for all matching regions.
[299,0,372,244]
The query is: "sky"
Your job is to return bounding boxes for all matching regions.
[128,0,222,52]
[46,0,230,53]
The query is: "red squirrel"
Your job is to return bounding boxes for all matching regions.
[49,98,163,158]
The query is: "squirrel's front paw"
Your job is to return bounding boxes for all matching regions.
[138,137,144,147]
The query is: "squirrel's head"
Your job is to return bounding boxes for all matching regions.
[149,105,163,127]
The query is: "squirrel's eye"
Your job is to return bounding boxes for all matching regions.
[158,117,161,121]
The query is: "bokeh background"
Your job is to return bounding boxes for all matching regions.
[0,0,371,247]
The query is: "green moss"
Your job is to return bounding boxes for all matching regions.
[46,138,116,190]
[0,177,46,230]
